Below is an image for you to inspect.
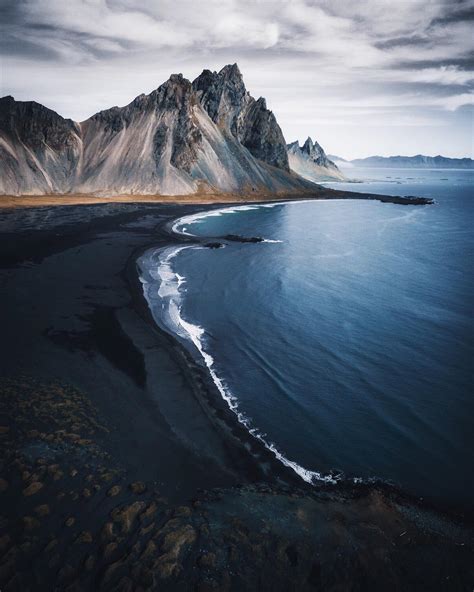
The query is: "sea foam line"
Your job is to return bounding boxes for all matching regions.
[139,200,344,485]
[139,246,336,485]
[171,199,349,237]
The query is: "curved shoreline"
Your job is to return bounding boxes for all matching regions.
[137,241,338,488]
[3,198,474,591]
[134,198,438,494]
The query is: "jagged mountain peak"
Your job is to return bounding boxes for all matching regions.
[0,64,313,195]
[218,62,243,80]
[192,63,288,170]
[192,63,248,128]
[302,136,314,153]
[287,136,345,182]
[193,63,244,90]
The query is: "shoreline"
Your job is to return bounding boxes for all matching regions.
[137,202,350,488]
[0,186,434,210]
[128,240,304,490]
[1,199,472,590]
[132,200,473,521]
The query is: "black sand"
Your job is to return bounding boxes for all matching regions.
[0,200,472,591]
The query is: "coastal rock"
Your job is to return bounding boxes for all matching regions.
[101,556,128,587]
[75,531,93,544]
[140,539,157,560]
[102,541,118,560]
[140,501,158,523]
[22,481,43,496]
[129,481,146,494]
[160,525,196,561]
[101,522,116,541]
[111,501,146,533]
[107,485,121,497]
[287,137,345,182]
[223,234,264,243]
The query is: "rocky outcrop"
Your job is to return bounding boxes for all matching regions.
[287,137,345,182]
[193,64,289,170]
[0,65,313,196]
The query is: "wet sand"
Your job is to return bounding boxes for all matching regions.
[0,199,471,591]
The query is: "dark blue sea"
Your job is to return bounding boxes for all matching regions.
[139,168,474,510]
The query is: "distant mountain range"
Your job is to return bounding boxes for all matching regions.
[5,62,467,197]
[328,155,474,169]
[0,64,316,196]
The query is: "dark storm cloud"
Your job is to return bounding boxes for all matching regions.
[395,53,474,72]
[430,4,474,26]
[375,36,431,50]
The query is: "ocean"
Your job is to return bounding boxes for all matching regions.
[138,167,474,510]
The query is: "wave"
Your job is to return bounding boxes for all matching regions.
[171,199,349,237]
[139,201,346,485]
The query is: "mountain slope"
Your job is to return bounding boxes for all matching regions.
[0,96,82,194]
[0,65,315,196]
[288,138,345,182]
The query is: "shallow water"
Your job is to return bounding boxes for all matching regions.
[140,168,474,510]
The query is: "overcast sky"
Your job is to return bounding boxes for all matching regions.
[1,0,473,158]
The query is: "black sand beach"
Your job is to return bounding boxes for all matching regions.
[1,199,472,591]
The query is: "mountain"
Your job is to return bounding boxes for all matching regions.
[287,138,345,182]
[334,155,474,169]
[0,64,315,196]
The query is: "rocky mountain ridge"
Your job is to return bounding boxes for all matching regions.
[0,64,314,196]
[287,137,345,182]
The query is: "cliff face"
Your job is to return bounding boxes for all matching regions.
[193,64,289,171]
[0,65,312,196]
[0,96,82,194]
[287,137,345,182]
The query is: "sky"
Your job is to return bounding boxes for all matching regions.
[1,0,473,159]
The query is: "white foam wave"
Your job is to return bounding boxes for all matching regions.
[171,204,263,236]
[138,240,337,486]
[171,199,349,238]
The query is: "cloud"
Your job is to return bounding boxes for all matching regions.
[1,0,473,157]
